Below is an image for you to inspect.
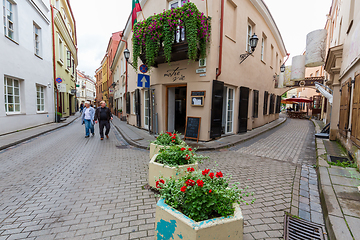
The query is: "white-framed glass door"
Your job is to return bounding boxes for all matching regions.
[144,89,150,130]
[226,88,234,133]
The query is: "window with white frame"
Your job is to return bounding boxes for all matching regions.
[36,85,45,112]
[169,0,185,42]
[58,35,63,62]
[169,0,183,9]
[261,37,265,61]
[3,0,15,40]
[4,76,20,113]
[34,23,41,56]
[246,24,252,52]
[66,48,71,69]
[132,92,135,114]
[226,87,234,133]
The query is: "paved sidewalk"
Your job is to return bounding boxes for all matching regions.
[0,112,80,151]
[112,116,286,151]
[313,120,360,240]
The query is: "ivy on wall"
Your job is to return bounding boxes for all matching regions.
[132,2,211,70]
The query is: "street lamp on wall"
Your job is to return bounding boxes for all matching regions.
[280,64,286,73]
[124,48,136,69]
[239,33,259,64]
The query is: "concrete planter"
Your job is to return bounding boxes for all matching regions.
[155,199,244,240]
[149,143,170,160]
[148,154,198,188]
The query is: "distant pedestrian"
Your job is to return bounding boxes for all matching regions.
[81,101,95,138]
[95,101,113,140]
[80,102,84,113]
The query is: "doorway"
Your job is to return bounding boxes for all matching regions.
[221,86,235,134]
[167,86,187,134]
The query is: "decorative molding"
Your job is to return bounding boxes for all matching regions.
[26,0,50,24]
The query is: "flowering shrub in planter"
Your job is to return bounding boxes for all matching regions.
[148,146,207,188]
[156,168,254,222]
[154,169,254,239]
[149,131,184,159]
[133,1,211,69]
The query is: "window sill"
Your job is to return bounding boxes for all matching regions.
[5,35,19,45]
[36,111,48,114]
[57,60,64,66]
[225,35,236,43]
[35,54,43,60]
[270,66,273,69]
[261,60,266,65]
[65,68,70,73]
[6,112,26,116]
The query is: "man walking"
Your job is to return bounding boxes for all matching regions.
[81,101,95,138]
[95,101,113,140]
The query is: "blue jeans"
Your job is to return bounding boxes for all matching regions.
[84,119,94,136]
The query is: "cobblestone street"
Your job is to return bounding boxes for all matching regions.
[0,118,322,240]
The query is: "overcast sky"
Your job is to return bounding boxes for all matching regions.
[71,0,332,77]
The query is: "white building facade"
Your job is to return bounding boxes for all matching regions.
[76,71,96,106]
[0,0,54,135]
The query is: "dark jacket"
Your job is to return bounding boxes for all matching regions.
[94,107,112,122]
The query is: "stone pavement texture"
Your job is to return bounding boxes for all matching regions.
[111,115,286,151]
[313,120,360,240]
[0,117,321,240]
[0,113,80,151]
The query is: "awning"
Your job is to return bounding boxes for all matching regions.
[282,97,313,103]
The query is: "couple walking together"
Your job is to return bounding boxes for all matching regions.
[81,101,113,140]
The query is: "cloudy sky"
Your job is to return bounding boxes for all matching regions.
[71,0,332,77]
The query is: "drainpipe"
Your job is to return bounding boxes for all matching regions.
[216,0,224,80]
[51,4,60,120]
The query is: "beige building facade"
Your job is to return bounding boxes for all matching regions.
[114,0,287,141]
[324,0,360,166]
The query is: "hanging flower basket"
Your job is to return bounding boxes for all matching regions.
[133,2,211,69]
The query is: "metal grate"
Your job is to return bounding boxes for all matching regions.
[329,155,349,163]
[284,212,327,240]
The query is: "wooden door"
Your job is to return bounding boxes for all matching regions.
[339,80,351,136]
[351,75,360,146]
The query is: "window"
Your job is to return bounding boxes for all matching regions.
[261,37,265,61]
[263,91,268,115]
[3,0,15,40]
[246,24,252,52]
[225,0,237,40]
[253,90,259,118]
[34,23,41,56]
[310,73,313,77]
[126,92,130,114]
[225,87,234,133]
[36,85,45,112]
[66,48,71,69]
[316,70,319,77]
[270,45,274,67]
[275,52,278,71]
[4,76,20,113]
[58,36,63,62]
[169,0,183,9]
[269,94,275,114]
[169,0,185,42]
[132,92,135,114]
[72,56,75,75]
[144,90,150,129]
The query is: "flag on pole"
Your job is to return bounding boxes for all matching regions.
[132,0,142,28]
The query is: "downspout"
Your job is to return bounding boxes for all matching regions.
[216,0,224,80]
[51,4,60,119]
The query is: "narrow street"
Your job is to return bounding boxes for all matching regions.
[0,118,322,240]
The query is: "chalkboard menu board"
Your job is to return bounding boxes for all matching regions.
[185,117,201,142]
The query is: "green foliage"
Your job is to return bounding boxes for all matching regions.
[328,160,357,168]
[132,2,211,68]
[157,169,255,222]
[156,145,208,167]
[153,131,183,146]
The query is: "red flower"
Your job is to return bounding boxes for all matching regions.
[216,172,223,178]
[171,136,176,139]
[180,186,187,192]
[185,179,195,186]
[187,167,194,172]
[197,179,204,187]
[209,189,212,193]
[185,154,190,161]
[172,140,175,142]
[180,147,186,151]
[209,172,214,179]
[202,169,210,176]
[188,148,192,151]
[169,133,173,136]
[155,179,165,189]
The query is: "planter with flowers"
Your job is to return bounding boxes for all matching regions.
[154,169,254,240]
[148,145,207,188]
[150,131,184,159]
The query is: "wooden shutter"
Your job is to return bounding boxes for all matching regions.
[126,92,130,114]
[269,94,275,114]
[253,90,259,118]
[351,75,360,146]
[238,87,249,133]
[135,89,141,127]
[210,80,224,139]
[339,80,351,136]
[263,91,268,115]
